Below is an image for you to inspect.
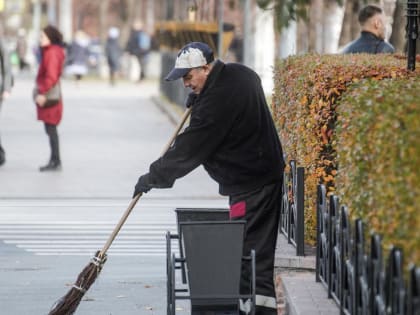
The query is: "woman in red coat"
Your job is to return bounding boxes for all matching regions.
[35,25,65,171]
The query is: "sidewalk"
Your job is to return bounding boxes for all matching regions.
[0,74,221,200]
[274,234,338,315]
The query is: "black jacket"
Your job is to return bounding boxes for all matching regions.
[125,30,150,56]
[342,31,395,54]
[145,60,285,196]
[105,38,122,70]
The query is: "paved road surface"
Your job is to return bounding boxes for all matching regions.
[0,74,226,315]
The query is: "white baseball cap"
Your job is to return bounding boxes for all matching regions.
[165,42,214,81]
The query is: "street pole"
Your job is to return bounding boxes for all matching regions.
[32,0,41,41]
[217,0,224,58]
[59,0,72,43]
[406,0,419,71]
[166,0,174,20]
[48,0,57,25]
[243,0,253,68]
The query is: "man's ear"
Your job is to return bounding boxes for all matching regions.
[373,15,382,30]
[202,64,212,75]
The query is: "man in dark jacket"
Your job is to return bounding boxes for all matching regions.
[0,38,13,166]
[125,20,151,81]
[342,4,395,54]
[133,42,285,314]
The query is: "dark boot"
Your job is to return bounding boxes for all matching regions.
[39,160,62,172]
[43,123,61,172]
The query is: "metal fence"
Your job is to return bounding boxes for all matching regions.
[279,160,305,256]
[316,184,420,315]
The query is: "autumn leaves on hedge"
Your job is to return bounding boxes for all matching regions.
[272,53,419,263]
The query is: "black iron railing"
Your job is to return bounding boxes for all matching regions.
[316,184,419,315]
[279,160,305,256]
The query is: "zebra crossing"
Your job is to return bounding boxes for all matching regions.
[0,221,177,256]
[0,199,182,256]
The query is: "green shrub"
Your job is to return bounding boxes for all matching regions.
[335,76,420,264]
[272,53,419,260]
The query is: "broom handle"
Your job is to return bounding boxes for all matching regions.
[160,106,193,156]
[100,107,193,256]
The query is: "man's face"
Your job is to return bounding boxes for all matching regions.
[182,66,210,94]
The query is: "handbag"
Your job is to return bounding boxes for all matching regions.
[33,82,61,107]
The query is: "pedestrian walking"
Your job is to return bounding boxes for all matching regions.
[0,37,14,166]
[65,30,90,81]
[16,28,30,71]
[125,20,151,81]
[105,27,122,86]
[342,4,395,54]
[34,25,65,172]
[132,42,285,314]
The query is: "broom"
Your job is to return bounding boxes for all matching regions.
[48,106,193,315]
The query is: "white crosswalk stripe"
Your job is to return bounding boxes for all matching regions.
[0,221,178,256]
[0,199,198,256]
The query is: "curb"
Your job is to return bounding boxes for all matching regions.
[275,234,316,270]
[151,95,184,125]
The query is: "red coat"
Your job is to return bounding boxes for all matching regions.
[36,44,65,125]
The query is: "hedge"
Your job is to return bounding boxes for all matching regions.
[335,76,420,264]
[272,53,419,264]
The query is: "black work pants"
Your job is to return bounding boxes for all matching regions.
[230,181,282,315]
[44,123,60,162]
[135,54,147,80]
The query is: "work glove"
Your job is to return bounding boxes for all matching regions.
[133,174,151,198]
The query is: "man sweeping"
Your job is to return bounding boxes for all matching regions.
[133,42,285,314]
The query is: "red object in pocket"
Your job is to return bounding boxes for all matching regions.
[230,201,246,218]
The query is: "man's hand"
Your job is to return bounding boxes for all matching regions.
[133,174,151,198]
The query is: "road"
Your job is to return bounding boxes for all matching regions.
[0,73,226,314]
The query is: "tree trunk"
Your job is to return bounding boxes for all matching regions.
[146,0,155,35]
[119,0,137,47]
[338,0,361,49]
[389,0,406,53]
[307,0,343,53]
[322,0,345,53]
[296,17,308,54]
[279,19,298,58]
[98,0,110,44]
[308,0,323,53]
